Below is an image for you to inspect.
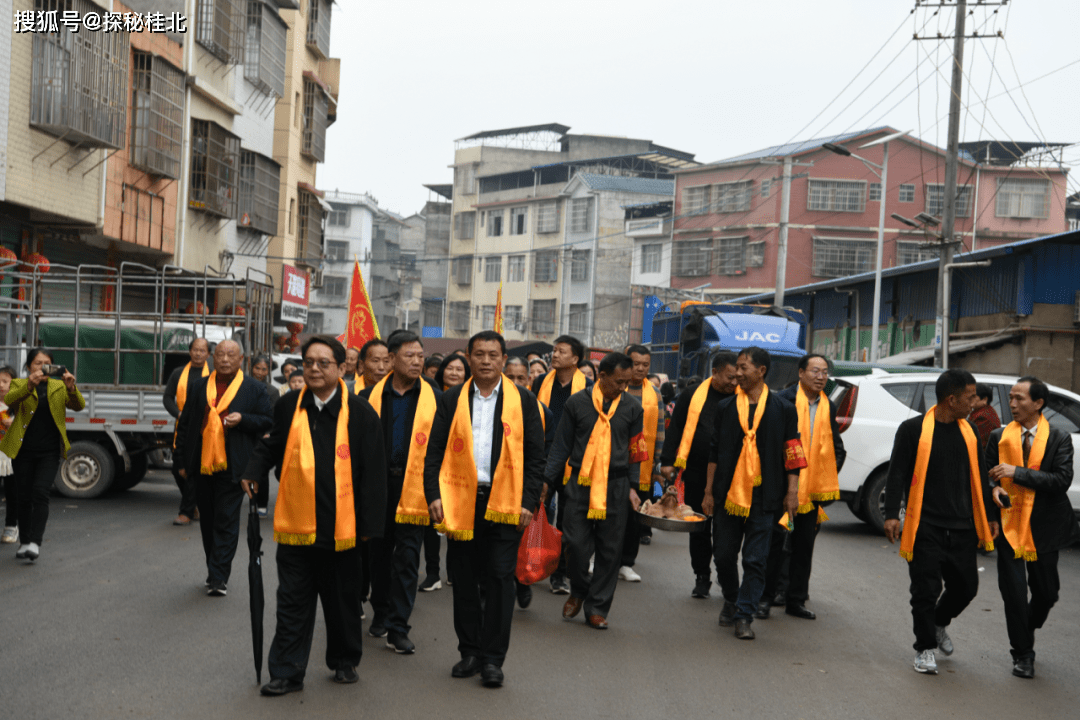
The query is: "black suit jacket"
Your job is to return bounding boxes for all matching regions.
[242,388,388,541]
[779,384,847,475]
[986,424,1079,553]
[175,374,274,484]
[422,381,546,513]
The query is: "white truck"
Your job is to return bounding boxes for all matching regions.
[0,261,276,498]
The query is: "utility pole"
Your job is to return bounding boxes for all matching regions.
[774,156,793,308]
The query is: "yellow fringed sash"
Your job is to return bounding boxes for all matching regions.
[674,380,711,470]
[636,383,659,492]
[538,368,586,407]
[199,371,244,475]
[577,384,621,520]
[174,361,209,449]
[367,373,437,525]
[353,375,366,395]
[724,385,769,518]
[795,384,840,513]
[998,416,1048,561]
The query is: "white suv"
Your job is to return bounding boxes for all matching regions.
[830,370,1080,532]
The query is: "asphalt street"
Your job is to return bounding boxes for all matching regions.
[2,470,1078,719]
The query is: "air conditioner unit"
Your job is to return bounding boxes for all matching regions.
[310,269,324,289]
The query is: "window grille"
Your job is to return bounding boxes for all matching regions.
[302,77,328,162]
[812,237,876,278]
[510,206,528,235]
[531,300,556,334]
[507,255,525,282]
[487,210,504,237]
[760,179,771,198]
[672,240,712,277]
[713,181,752,213]
[322,276,347,298]
[995,178,1050,219]
[641,243,662,274]
[569,198,594,232]
[196,0,245,64]
[307,311,324,334]
[807,179,867,213]
[869,182,881,201]
[716,237,748,275]
[245,0,286,97]
[296,188,325,267]
[925,184,972,218]
[534,251,558,283]
[325,240,349,262]
[485,256,501,283]
[505,305,523,330]
[453,256,473,285]
[238,150,280,235]
[31,0,129,149]
[454,211,475,240]
[131,51,184,178]
[482,306,496,328]
[449,301,470,331]
[537,203,559,233]
[189,119,240,218]
[306,0,332,58]
[747,241,765,267]
[896,241,939,266]
[570,250,590,282]
[568,304,588,334]
[423,300,443,329]
[327,203,349,227]
[898,184,915,203]
[684,186,710,215]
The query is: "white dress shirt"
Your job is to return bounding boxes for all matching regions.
[313,386,338,412]
[472,379,501,485]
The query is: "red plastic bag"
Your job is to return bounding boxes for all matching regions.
[516,504,562,585]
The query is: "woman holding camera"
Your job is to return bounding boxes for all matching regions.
[0,348,85,561]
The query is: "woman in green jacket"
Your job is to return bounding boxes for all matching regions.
[1,348,85,561]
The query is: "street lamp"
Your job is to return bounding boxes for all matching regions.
[824,129,910,363]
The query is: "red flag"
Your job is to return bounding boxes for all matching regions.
[493,281,504,333]
[345,259,380,348]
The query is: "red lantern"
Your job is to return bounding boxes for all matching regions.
[23,252,49,273]
[185,301,207,315]
[0,247,16,266]
[288,333,301,352]
[232,305,246,317]
[287,322,304,335]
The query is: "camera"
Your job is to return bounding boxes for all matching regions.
[42,364,68,378]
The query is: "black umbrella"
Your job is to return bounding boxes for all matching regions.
[247,501,265,684]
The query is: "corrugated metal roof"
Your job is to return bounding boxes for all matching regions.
[576,174,673,195]
[712,127,890,165]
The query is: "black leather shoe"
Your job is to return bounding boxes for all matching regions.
[785,603,816,620]
[333,667,359,684]
[753,600,771,619]
[481,663,504,687]
[718,601,737,627]
[386,631,415,654]
[260,678,303,696]
[640,535,651,545]
[516,584,533,609]
[691,574,710,599]
[452,656,482,678]
[734,618,755,640]
[771,591,787,607]
[1012,658,1035,679]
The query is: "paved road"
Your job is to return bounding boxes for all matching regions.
[2,470,1079,719]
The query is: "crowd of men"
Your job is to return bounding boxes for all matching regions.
[157,329,1076,697]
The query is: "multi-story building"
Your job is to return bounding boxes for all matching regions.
[308,189,377,335]
[669,127,1071,297]
[444,123,697,345]
[416,185,452,337]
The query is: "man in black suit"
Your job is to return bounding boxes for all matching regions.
[423,331,545,687]
[175,339,273,596]
[987,376,1079,679]
[242,335,387,696]
[162,337,211,526]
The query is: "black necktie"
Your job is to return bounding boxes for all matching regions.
[1022,431,1032,466]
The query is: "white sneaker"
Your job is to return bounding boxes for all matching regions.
[15,543,30,559]
[1,526,17,544]
[618,566,641,582]
[913,649,938,674]
[935,626,954,656]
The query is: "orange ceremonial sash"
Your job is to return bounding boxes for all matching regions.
[725,385,769,518]
[199,371,243,475]
[998,416,1048,561]
[368,373,437,525]
[537,368,586,407]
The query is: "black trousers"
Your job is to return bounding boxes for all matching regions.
[254,472,270,510]
[906,523,979,651]
[267,544,364,682]
[369,520,423,635]
[996,534,1060,661]
[13,452,61,545]
[683,472,715,578]
[447,487,522,667]
[764,505,821,604]
[620,486,652,568]
[563,473,630,618]
[4,474,19,527]
[359,540,372,602]
[171,463,197,518]
[551,481,569,582]
[423,525,441,577]
[195,473,245,586]
[713,502,773,621]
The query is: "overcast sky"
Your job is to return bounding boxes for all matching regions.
[319,0,1079,216]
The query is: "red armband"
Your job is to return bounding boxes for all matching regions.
[629,432,649,463]
[784,439,807,471]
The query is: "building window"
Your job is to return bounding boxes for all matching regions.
[481,305,496,328]
[898,183,915,203]
[302,77,329,162]
[510,206,528,235]
[760,179,771,198]
[322,275,347,298]
[508,254,526,282]
[808,179,867,213]
[531,299,557,334]
[238,150,280,235]
[673,240,712,277]
[869,182,882,201]
[485,256,501,283]
[716,237,749,275]
[812,237,877,278]
[713,181,752,213]
[504,305,523,331]
[245,0,287,97]
[925,184,973,218]
[570,250,590,282]
[306,311,324,334]
[534,251,558,283]
[423,300,443,329]
[327,203,349,227]
[189,120,240,218]
[31,0,129,149]
[324,240,349,262]
[487,210,504,237]
[996,178,1050,219]
[453,256,473,285]
[641,243,662,274]
[196,0,245,64]
[747,240,765,267]
[568,304,588,334]
[537,202,559,233]
[896,241,939,266]
[454,211,475,240]
[130,51,184,178]
[684,185,710,215]
[569,198,594,233]
[449,301,470,331]
[296,188,325,267]
[305,0,332,59]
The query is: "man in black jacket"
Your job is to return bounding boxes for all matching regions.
[424,331,546,688]
[242,335,387,696]
[986,376,1079,679]
[162,337,211,526]
[175,340,273,596]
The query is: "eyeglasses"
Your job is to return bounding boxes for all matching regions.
[302,358,337,370]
